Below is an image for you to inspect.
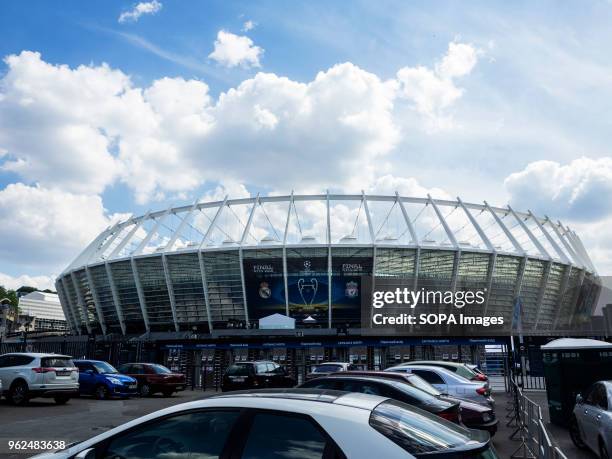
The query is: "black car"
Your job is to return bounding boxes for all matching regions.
[338,370,498,435]
[221,361,296,391]
[299,375,461,424]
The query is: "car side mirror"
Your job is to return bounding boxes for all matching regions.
[576,394,583,405]
[75,448,96,459]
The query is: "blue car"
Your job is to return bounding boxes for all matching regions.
[74,360,138,399]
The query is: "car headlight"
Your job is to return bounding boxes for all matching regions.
[107,377,121,385]
[482,412,492,422]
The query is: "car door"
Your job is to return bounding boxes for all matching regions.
[236,410,345,459]
[93,409,242,459]
[581,383,605,451]
[77,363,96,394]
[0,355,17,389]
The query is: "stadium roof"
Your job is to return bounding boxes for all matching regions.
[63,192,596,274]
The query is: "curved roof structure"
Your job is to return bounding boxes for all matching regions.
[64,192,596,274]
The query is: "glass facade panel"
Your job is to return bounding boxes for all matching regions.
[455,252,491,318]
[166,253,208,329]
[202,251,246,326]
[135,257,173,331]
[73,269,100,332]
[89,265,122,332]
[487,255,521,324]
[62,276,86,332]
[110,260,145,333]
[535,263,564,330]
[520,259,546,328]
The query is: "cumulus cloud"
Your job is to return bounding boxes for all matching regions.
[0,44,475,206]
[0,272,56,291]
[396,41,480,130]
[504,157,612,221]
[208,30,263,68]
[0,183,118,270]
[368,174,451,199]
[118,0,162,23]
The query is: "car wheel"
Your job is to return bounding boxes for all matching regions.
[161,389,174,397]
[94,385,109,400]
[139,383,151,397]
[54,396,70,405]
[8,381,29,406]
[601,440,610,459]
[569,416,586,449]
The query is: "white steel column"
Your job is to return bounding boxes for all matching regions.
[165,203,198,252]
[70,272,92,334]
[327,191,332,328]
[508,205,550,260]
[61,276,82,334]
[569,230,596,272]
[362,191,377,328]
[197,251,214,332]
[529,212,569,263]
[56,280,77,335]
[161,254,180,332]
[429,196,459,294]
[240,194,259,245]
[548,220,582,267]
[239,248,250,326]
[109,213,150,260]
[90,222,125,262]
[396,193,420,291]
[198,196,228,249]
[130,258,150,333]
[105,262,126,335]
[484,201,525,255]
[85,267,107,335]
[282,193,293,316]
[133,208,172,256]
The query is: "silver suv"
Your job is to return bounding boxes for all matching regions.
[0,353,79,405]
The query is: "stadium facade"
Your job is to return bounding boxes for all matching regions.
[55,193,600,338]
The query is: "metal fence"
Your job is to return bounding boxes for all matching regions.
[507,378,567,459]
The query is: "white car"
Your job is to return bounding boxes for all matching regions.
[32,389,498,459]
[571,380,612,458]
[0,352,79,405]
[385,364,494,408]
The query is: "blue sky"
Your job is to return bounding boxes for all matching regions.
[1,0,612,288]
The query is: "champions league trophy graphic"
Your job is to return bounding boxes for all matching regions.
[297,278,318,307]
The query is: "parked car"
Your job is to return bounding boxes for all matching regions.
[408,361,489,382]
[30,389,499,459]
[386,364,494,407]
[74,360,138,399]
[340,370,498,435]
[222,360,295,391]
[299,375,462,423]
[570,380,612,458]
[117,363,185,397]
[305,361,360,380]
[0,353,79,405]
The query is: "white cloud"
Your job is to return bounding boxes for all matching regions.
[504,157,612,221]
[242,20,256,32]
[396,41,480,130]
[0,44,474,205]
[0,272,56,291]
[118,0,162,23]
[368,174,451,199]
[209,30,263,68]
[0,183,117,270]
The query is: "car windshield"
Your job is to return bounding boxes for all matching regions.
[369,400,491,455]
[41,357,74,368]
[93,362,119,374]
[407,374,442,396]
[313,364,343,373]
[226,364,252,376]
[150,364,172,374]
[456,365,478,380]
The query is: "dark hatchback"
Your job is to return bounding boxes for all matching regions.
[222,361,296,392]
[117,363,186,397]
[340,370,498,435]
[300,375,462,424]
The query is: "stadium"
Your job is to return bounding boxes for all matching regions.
[55,192,600,339]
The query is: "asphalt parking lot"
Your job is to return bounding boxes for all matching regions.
[0,389,597,459]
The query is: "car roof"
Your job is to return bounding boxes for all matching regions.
[314,362,349,365]
[410,361,469,368]
[2,352,71,358]
[389,364,465,379]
